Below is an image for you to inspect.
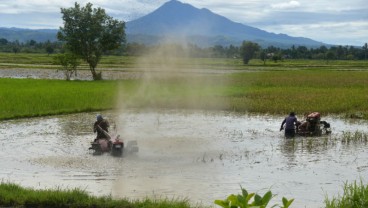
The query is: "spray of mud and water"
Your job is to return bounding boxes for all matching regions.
[114,37,232,139]
[116,38,229,113]
[112,39,234,203]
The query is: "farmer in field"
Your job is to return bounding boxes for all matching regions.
[280,112,298,138]
[94,114,110,140]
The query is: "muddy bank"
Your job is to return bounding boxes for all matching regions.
[0,67,241,80]
[0,68,143,80]
[0,110,367,207]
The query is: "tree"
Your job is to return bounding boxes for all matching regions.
[0,38,8,45]
[363,43,368,60]
[28,40,37,46]
[53,53,81,81]
[12,40,20,54]
[240,41,260,64]
[45,40,54,55]
[259,50,267,65]
[272,53,282,63]
[57,2,126,80]
[325,51,335,63]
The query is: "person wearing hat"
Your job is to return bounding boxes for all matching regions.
[280,112,298,138]
[93,114,110,140]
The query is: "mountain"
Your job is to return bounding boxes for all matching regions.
[0,0,325,48]
[126,0,325,48]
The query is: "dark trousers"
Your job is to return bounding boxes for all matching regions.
[285,129,295,138]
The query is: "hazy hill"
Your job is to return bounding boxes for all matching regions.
[0,27,58,42]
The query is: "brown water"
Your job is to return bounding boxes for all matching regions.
[1,110,367,208]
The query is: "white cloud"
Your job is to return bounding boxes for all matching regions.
[271,1,301,10]
[262,20,368,45]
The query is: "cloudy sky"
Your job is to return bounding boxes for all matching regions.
[0,0,367,46]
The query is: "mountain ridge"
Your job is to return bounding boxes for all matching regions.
[125,0,325,48]
[0,0,326,48]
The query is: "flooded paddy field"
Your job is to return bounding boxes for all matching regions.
[0,110,367,207]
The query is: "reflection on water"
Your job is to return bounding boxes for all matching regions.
[0,110,367,208]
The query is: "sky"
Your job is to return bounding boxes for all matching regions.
[0,0,367,46]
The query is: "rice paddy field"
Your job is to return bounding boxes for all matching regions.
[1,52,368,207]
[1,70,368,120]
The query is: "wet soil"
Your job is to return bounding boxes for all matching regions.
[1,110,367,207]
[0,68,143,80]
[0,67,241,80]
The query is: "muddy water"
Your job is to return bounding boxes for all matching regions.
[0,110,368,207]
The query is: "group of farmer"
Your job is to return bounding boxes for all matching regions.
[93,112,320,140]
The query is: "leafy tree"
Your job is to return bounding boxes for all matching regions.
[336,45,345,59]
[28,39,37,46]
[272,53,282,62]
[226,44,239,58]
[12,40,20,54]
[363,43,368,60]
[57,2,126,80]
[259,50,267,65]
[212,45,225,57]
[296,46,309,59]
[53,53,81,81]
[240,41,260,64]
[45,40,54,55]
[325,51,335,63]
[0,38,8,45]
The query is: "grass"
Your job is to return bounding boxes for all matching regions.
[325,181,368,208]
[0,182,195,208]
[6,180,368,208]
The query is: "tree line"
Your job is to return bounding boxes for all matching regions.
[1,38,367,61]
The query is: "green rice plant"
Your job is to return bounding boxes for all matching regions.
[226,70,368,117]
[0,182,195,208]
[0,78,125,120]
[325,181,368,208]
[214,186,294,208]
[341,131,368,145]
[2,66,368,120]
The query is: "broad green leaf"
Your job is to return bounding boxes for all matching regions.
[241,187,249,198]
[261,191,273,205]
[252,194,262,205]
[282,197,288,206]
[286,199,294,208]
[237,194,246,206]
[214,199,230,208]
[246,193,255,202]
[281,197,294,208]
[227,194,239,205]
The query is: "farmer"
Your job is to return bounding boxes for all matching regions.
[280,112,298,138]
[93,114,110,140]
